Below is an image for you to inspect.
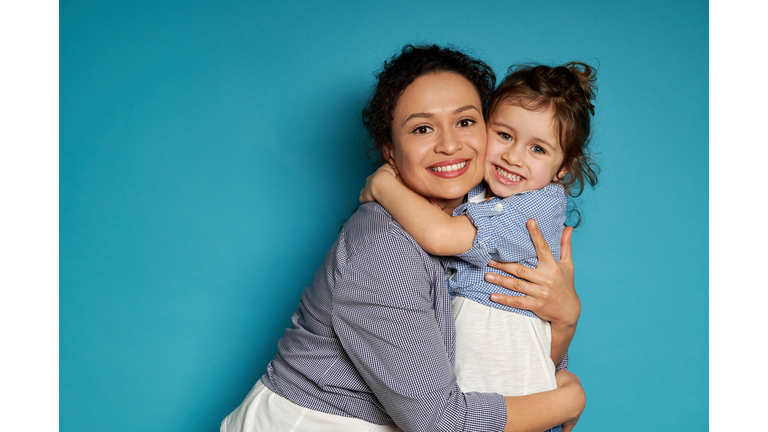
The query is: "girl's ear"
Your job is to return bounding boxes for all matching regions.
[382,143,400,176]
[553,164,569,182]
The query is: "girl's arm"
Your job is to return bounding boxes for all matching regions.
[360,165,476,256]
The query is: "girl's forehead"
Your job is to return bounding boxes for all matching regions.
[489,102,555,124]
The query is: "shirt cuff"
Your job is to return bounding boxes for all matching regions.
[463,391,507,432]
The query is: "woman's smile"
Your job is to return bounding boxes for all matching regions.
[428,158,471,177]
[385,72,487,211]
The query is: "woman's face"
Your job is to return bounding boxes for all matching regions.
[384,72,486,213]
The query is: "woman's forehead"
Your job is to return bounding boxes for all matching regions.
[393,72,482,122]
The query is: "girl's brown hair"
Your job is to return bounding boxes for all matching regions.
[488,62,600,198]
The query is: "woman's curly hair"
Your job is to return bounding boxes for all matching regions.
[362,44,496,165]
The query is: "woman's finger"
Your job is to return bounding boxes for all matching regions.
[487,260,545,287]
[526,219,556,265]
[484,270,542,298]
[559,225,574,270]
[489,291,537,311]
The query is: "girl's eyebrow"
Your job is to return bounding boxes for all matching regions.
[491,120,556,150]
[401,105,480,128]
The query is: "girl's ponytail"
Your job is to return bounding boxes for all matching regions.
[564,62,597,115]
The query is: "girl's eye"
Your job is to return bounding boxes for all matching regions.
[457,118,475,128]
[498,132,513,141]
[413,126,432,134]
[531,145,546,154]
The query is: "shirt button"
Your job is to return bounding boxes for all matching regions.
[494,203,504,212]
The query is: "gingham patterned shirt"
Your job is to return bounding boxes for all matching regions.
[261,202,507,432]
[450,182,567,321]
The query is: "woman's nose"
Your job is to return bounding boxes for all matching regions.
[434,130,462,154]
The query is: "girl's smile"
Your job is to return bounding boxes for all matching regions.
[484,103,568,198]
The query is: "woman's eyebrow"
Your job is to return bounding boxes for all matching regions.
[401,105,480,128]
[401,112,433,127]
[455,105,480,114]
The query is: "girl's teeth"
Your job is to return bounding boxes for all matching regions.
[497,166,521,181]
[431,161,466,172]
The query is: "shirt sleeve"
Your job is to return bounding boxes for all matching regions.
[457,188,566,268]
[332,231,507,432]
[556,351,569,371]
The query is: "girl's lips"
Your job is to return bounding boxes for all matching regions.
[493,164,524,185]
[427,159,471,179]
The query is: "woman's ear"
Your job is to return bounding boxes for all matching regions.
[382,143,400,176]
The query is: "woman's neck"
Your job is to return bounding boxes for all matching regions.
[430,197,465,216]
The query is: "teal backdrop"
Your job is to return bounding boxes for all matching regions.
[60,0,708,430]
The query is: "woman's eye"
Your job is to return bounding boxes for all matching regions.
[457,118,475,128]
[532,145,545,154]
[413,126,432,134]
[498,132,512,141]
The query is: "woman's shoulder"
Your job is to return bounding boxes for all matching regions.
[344,203,421,249]
[340,203,441,270]
[334,203,446,297]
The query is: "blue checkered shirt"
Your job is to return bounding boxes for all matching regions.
[261,202,507,432]
[450,183,567,320]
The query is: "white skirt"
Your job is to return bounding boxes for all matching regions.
[221,379,403,432]
[452,297,557,396]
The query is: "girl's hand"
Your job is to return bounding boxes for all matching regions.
[359,164,399,204]
[555,370,586,432]
[485,219,580,328]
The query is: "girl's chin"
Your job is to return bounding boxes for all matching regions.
[487,180,521,197]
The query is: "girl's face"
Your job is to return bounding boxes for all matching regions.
[384,72,486,212]
[484,102,568,197]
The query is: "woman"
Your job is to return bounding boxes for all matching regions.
[222,44,584,432]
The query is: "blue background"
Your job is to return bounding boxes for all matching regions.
[60,0,708,430]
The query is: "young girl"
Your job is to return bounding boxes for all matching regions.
[360,62,598,429]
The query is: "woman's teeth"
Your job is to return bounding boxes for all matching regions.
[496,166,521,181]
[430,161,467,172]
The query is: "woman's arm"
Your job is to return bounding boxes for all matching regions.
[503,370,586,432]
[486,220,580,366]
[333,223,583,432]
[360,164,476,255]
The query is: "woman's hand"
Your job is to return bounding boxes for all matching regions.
[555,370,586,432]
[359,164,399,204]
[502,369,586,432]
[485,219,580,364]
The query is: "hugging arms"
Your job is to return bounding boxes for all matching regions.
[221,44,586,432]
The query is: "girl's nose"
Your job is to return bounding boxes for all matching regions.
[502,145,524,166]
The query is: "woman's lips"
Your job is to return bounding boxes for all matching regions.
[493,165,524,185]
[427,159,471,178]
